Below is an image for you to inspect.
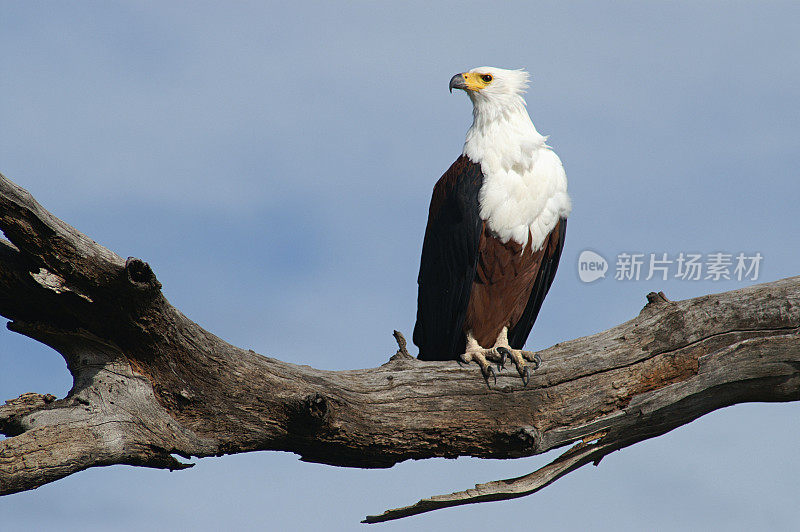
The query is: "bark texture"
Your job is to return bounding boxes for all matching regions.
[0,172,798,523]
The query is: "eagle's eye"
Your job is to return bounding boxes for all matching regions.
[481,74,493,83]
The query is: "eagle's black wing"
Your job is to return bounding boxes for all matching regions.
[508,218,567,349]
[414,156,483,360]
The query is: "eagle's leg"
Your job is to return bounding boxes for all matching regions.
[493,327,541,386]
[459,331,503,384]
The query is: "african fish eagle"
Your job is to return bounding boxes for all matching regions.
[413,67,571,385]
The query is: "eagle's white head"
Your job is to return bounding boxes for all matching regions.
[449,67,530,123]
[448,66,544,169]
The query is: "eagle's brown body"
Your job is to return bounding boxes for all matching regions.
[467,216,566,348]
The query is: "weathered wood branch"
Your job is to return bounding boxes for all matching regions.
[1,171,798,523]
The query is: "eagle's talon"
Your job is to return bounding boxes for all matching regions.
[522,351,541,370]
[521,366,530,386]
[484,365,497,385]
[496,346,510,366]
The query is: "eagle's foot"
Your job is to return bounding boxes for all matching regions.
[492,328,541,386]
[495,347,541,386]
[460,348,502,385]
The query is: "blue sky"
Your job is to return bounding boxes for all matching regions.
[1,2,798,530]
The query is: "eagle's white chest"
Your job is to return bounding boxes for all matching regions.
[463,105,571,251]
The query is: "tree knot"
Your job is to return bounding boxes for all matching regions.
[514,426,539,452]
[493,426,540,456]
[303,393,329,419]
[125,257,162,291]
[287,393,331,435]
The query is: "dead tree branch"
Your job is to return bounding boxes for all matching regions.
[0,172,798,523]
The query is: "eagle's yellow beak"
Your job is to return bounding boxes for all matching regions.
[449,72,491,93]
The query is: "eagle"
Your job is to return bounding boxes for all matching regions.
[413,67,571,385]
